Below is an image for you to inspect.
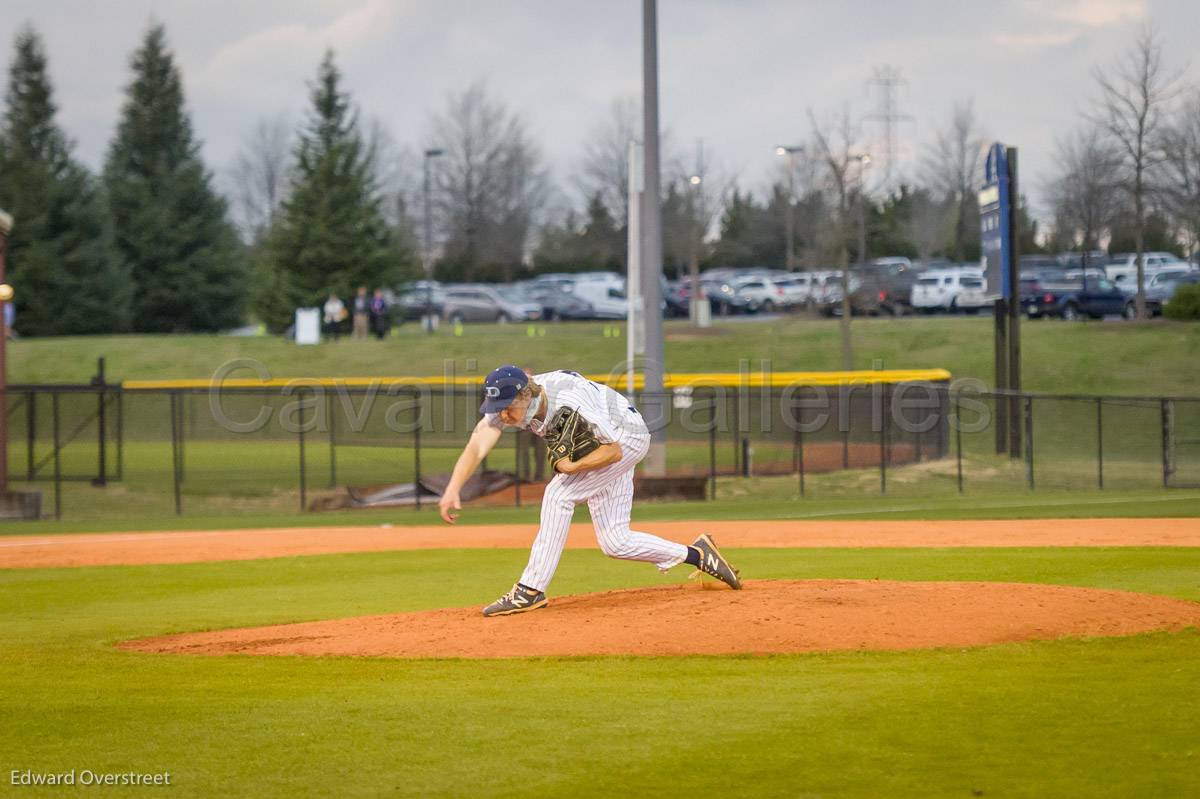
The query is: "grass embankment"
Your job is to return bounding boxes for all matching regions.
[11,316,1200,396]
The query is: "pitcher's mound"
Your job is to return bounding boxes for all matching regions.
[120,580,1200,659]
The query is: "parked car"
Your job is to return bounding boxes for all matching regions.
[1105,252,1192,291]
[732,276,793,313]
[1055,251,1108,270]
[701,278,756,315]
[817,274,867,316]
[1020,255,1063,272]
[520,282,594,321]
[441,284,542,324]
[911,268,984,313]
[766,273,816,307]
[854,260,920,315]
[1135,271,1200,317]
[663,278,692,317]
[394,281,446,321]
[809,270,843,305]
[1022,277,1126,320]
[569,281,629,319]
[956,273,991,312]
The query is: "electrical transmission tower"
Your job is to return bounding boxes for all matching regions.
[865,65,913,195]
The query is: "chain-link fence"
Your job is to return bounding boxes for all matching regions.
[5,379,1196,520]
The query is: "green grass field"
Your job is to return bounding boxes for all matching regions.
[10,315,1200,396]
[3,544,1198,797]
[6,318,1199,795]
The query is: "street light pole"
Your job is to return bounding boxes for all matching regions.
[0,208,12,494]
[838,154,871,371]
[776,145,803,270]
[686,175,709,328]
[422,148,445,334]
[856,155,871,271]
[641,0,666,476]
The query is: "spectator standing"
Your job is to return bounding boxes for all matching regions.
[370,289,390,340]
[323,292,347,339]
[352,286,370,339]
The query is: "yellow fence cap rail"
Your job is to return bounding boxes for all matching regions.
[123,369,950,391]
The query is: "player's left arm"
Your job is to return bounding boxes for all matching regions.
[556,442,622,474]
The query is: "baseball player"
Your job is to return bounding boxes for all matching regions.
[438,364,742,617]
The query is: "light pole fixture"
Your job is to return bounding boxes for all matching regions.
[775,145,804,269]
[422,148,445,334]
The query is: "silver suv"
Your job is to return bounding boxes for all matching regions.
[441,284,542,324]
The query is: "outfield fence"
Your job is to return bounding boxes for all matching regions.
[4,376,1198,520]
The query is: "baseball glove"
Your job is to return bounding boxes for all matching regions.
[544,406,602,472]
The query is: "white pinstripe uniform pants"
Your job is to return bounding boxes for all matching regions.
[518,430,690,592]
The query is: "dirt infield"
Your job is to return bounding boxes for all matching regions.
[3,518,1199,569]
[120,579,1200,659]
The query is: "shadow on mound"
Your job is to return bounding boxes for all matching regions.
[119,580,1200,659]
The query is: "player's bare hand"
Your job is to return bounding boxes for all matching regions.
[438,490,462,524]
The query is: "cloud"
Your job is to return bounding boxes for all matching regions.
[1025,0,1145,28]
[199,0,404,90]
[992,31,1080,48]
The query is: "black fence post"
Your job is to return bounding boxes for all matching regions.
[115,391,124,481]
[25,389,35,480]
[298,389,307,512]
[841,386,851,469]
[741,437,750,478]
[732,391,741,476]
[413,391,422,511]
[169,392,182,515]
[954,391,963,494]
[93,357,107,487]
[52,391,62,520]
[794,394,806,498]
[1096,397,1104,490]
[879,383,888,495]
[1024,395,1035,490]
[178,393,186,481]
[708,396,717,501]
[327,392,337,488]
[1161,399,1171,488]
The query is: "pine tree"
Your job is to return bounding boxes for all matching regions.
[104,24,246,332]
[257,51,401,330]
[0,26,130,335]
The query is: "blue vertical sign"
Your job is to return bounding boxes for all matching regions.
[979,143,1011,300]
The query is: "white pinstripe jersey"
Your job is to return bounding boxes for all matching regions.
[485,370,647,444]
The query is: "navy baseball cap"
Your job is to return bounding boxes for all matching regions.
[479,364,529,413]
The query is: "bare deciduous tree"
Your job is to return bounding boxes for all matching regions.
[1046,127,1123,264]
[809,105,867,369]
[1160,90,1200,259]
[430,82,547,281]
[364,116,419,240]
[230,113,292,244]
[578,96,639,223]
[1090,23,1181,317]
[922,100,986,263]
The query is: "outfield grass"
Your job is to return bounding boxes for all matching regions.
[3,487,1200,536]
[11,316,1200,396]
[3,546,1198,797]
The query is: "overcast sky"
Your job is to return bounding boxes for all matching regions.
[3,0,1198,222]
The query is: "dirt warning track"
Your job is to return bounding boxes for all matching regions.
[120,579,1200,659]
[2,518,1199,569]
